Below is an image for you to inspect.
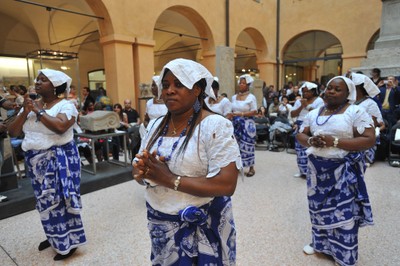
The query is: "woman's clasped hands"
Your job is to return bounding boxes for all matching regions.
[309,135,336,148]
[22,94,42,114]
[132,149,171,187]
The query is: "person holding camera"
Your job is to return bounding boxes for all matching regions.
[379,75,400,129]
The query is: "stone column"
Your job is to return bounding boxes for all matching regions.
[375,0,400,49]
[215,46,235,98]
[353,0,400,76]
[133,38,156,119]
[257,59,276,88]
[100,34,136,107]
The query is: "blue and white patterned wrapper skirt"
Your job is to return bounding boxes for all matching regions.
[233,116,256,168]
[307,153,373,266]
[25,141,87,255]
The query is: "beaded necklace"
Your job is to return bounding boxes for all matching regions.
[315,102,347,126]
[156,115,194,161]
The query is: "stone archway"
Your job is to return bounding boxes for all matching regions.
[234,27,268,80]
[234,27,268,105]
[282,30,342,86]
[153,6,215,73]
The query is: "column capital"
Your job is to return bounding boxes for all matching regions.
[100,34,136,45]
[135,38,155,47]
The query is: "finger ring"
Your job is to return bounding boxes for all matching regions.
[145,167,150,175]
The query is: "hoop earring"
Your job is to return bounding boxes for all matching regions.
[54,88,57,95]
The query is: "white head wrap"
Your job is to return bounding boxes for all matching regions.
[299,81,318,96]
[152,75,160,84]
[213,76,219,82]
[238,74,254,86]
[326,76,356,103]
[349,72,380,98]
[36,69,72,94]
[157,58,215,99]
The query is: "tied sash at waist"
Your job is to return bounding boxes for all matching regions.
[147,196,231,265]
[307,152,373,229]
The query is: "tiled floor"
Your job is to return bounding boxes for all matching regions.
[1,150,399,266]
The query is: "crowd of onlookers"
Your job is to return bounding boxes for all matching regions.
[255,68,400,164]
[1,67,400,182]
[0,84,143,172]
[2,68,400,168]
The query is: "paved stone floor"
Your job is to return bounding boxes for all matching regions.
[0,150,399,266]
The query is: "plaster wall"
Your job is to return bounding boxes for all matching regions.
[0,0,383,109]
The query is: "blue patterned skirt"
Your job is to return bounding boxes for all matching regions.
[146,196,236,266]
[25,141,86,255]
[307,153,373,266]
[364,136,380,164]
[233,116,256,167]
[294,120,307,175]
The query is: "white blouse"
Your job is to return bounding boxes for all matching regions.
[146,98,168,120]
[357,98,383,123]
[21,99,78,151]
[292,97,324,121]
[278,103,293,116]
[300,104,373,158]
[139,114,242,214]
[205,96,232,116]
[231,93,257,113]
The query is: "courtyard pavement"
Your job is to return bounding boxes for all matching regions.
[1,150,399,266]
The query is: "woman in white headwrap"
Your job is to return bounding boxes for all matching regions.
[204,77,232,117]
[290,81,324,178]
[139,75,168,139]
[8,69,86,261]
[296,76,375,266]
[350,72,385,165]
[227,74,258,177]
[132,58,241,266]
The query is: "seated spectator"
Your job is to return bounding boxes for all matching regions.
[288,85,300,105]
[278,95,293,120]
[95,87,113,111]
[112,103,129,160]
[67,84,79,110]
[268,96,280,124]
[123,99,141,157]
[81,86,94,112]
[370,67,384,86]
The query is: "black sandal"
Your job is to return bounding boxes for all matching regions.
[54,248,77,261]
[38,240,51,251]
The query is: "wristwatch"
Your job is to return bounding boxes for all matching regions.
[173,176,181,191]
[36,109,46,121]
[333,137,339,148]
